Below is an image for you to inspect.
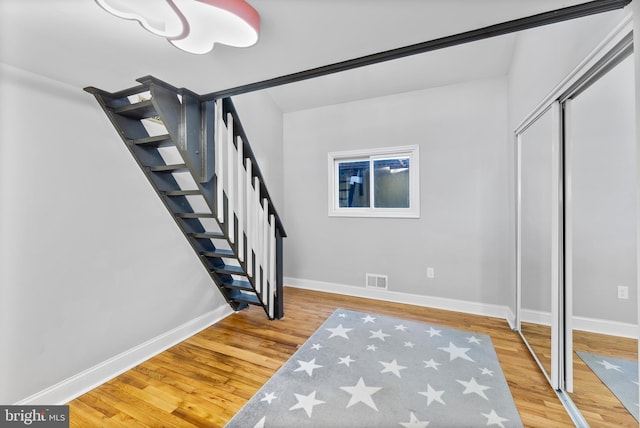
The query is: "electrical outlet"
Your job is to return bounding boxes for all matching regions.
[617,285,629,300]
[427,267,435,279]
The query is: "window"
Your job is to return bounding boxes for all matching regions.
[328,145,420,218]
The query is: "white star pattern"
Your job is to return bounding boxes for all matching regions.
[379,359,407,378]
[596,359,623,372]
[466,336,482,344]
[418,384,446,406]
[253,416,266,428]
[480,367,494,376]
[457,377,491,400]
[426,327,442,337]
[438,342,475,362]
[326,324,353,339]
[338,355,355,367]
[289,390,325,417]
[260,392,277,404]
[340,377,382,411]
[294,358,323,376]
[482,409,509,428]
[423,358,441,370]
[369,329,391,341]
[362,315,377,323]
[399,412,430,427]
[226,309,522,427]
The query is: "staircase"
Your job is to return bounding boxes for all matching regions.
[85,76,285,320]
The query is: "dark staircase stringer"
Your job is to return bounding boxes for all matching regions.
[85,76,285,320]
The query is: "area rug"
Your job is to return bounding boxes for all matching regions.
[577,351,639,421]
[225,309,523,427]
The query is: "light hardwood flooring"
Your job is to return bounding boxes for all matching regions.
[67,287,619,427]
[521,322,638,427]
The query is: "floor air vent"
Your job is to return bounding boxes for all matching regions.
[366,273,388,290]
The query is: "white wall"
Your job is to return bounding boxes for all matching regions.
[283,77,512,308]
[0,64,231,404]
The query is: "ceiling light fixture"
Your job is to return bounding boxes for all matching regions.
[95,0,260,54]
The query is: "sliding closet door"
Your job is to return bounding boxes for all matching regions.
[515,19,635,425]
[517,103,562,388]
[564,52,637,423]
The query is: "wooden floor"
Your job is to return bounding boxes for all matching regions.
[68,288,588,427]
[521,322,638,427]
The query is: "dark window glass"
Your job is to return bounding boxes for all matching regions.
[338,160,370,207]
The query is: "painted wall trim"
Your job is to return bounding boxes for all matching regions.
[285,277,511,322]
[505,307,517,331]
[573,316,638,339]
[520,309,637,339]
[14,305,234,405]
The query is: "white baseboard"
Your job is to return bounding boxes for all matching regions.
[505,307,517,331]
[285,277,512,321]
[573,315,638,339]
[15,305,233,405]
[519,309,552,326]
[520,308,638,339]
[287,278,638,339]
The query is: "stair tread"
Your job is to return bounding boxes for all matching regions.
[176,212,215,218]
[163,190,201,196]
[114,99,157,119]
[222,279,253,291]
[230,292,261,305]
[149,164,187,172]
[202,249,235,258]
[212,264,246,275]
[131,134,173,146]
[189,231,225,239]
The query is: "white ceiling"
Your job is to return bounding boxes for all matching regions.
[0,0,598,112]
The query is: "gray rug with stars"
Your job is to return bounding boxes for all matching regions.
[577,351,639,421]
[225,309,523,428]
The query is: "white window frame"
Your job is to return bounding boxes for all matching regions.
[328,145,420,218]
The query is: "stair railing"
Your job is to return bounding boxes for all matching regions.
[85,76,286,319]
[213,96,286,320]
